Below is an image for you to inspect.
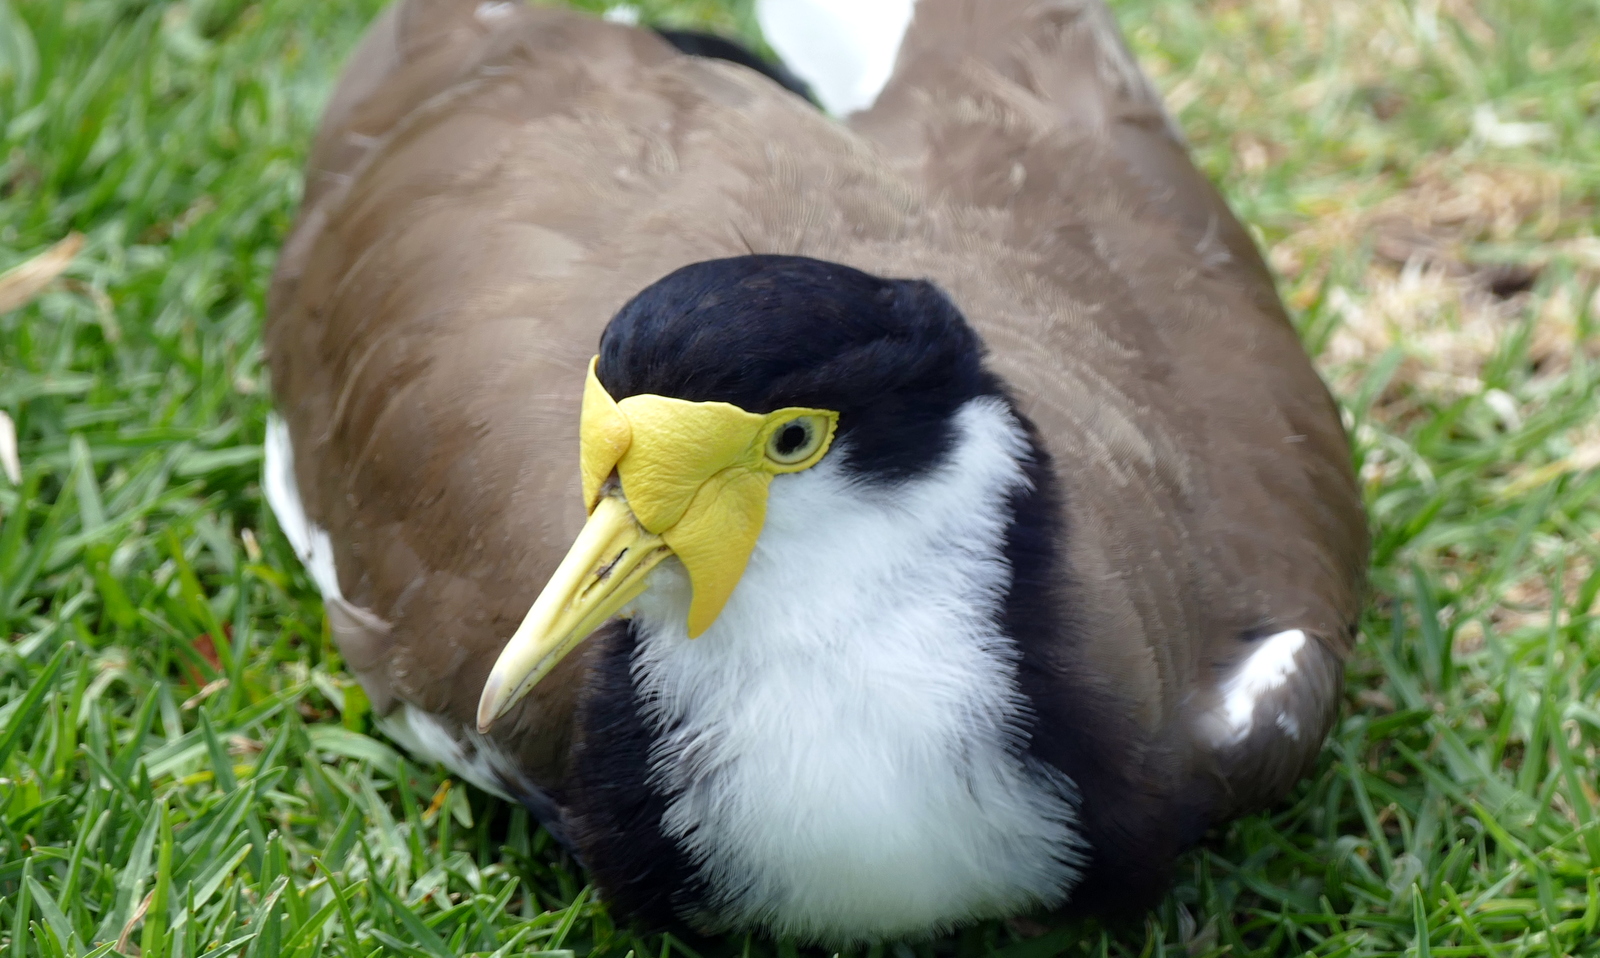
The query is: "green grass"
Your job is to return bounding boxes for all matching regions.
[1,0,1597,955]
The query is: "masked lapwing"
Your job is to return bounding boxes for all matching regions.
[264,0,1367,942]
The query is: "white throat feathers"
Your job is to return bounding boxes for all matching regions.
[625,397,1086,943]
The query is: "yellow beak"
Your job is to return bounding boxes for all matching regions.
[477,357,839,732]
[476,495,670,731]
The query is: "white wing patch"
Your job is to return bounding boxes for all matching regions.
[262,415,344,600]
[1212,628,1308,745]
[755,0,917,116]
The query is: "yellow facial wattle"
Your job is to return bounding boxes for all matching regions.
[477,356,838,730]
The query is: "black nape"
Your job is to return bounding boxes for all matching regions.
[655,28,818,106]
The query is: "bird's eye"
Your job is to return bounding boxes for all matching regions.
[766,416,825,465]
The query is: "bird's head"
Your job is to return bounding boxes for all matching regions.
[477,254,998,731]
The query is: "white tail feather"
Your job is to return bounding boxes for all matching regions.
[755,0,916,116]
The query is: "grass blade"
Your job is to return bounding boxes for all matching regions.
[0,641,71,770]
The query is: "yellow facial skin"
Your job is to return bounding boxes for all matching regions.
[477,357,838,731]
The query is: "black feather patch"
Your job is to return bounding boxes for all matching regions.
[564,620,707,928]
[998,419,1187,917]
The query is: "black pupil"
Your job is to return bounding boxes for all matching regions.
[776,422,809,456]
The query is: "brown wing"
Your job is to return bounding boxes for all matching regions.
[852,0,1368,820]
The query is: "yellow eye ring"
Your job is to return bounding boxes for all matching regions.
[765,415,828,466]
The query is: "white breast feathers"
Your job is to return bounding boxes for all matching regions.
[627,397,1085,943]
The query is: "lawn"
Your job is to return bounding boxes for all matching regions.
[1,0,1597,955]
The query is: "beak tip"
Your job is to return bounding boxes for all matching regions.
[476,675,503,733]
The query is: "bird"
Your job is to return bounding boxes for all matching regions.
[263,0,1368,944]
